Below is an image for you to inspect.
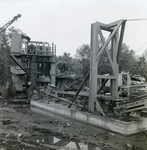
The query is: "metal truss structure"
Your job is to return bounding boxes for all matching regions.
[89,20,126,115]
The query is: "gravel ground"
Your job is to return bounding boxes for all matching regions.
[0,101,147,150]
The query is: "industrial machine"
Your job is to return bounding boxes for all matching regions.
[10,34,56,98]
[0,14,21,32]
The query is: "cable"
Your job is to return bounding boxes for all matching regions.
[125,18,147,55]
[135,41,147,52]
[126,18,147,21]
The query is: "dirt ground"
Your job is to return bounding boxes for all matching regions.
[0,99,147,150]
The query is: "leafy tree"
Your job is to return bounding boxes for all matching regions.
[131,55,147,81]
[57,52,73,74]
[74,44,90,78]
[56,42,147,82]
[140,60,147,81]
[119,43,136,73]
[75,44,90,60]
[0,27,24,86]
[0,30,10,86]
[98,50,112,75]
[74,43,140,79]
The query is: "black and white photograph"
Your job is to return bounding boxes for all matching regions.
[0,0,147,149]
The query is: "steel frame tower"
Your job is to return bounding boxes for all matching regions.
[89,20,126,115]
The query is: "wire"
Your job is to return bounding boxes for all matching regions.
[136,41,147,52]
[127,18,147,21]
[126,18,147,56]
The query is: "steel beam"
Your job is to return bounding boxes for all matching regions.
[68,72,89,108]
[117,21,126,63]
[97,79,108,94]
[10,54,27,74]
[110,30,119,99]
[107,19,123,28]
[97,75,116,79]
[89,23,99,112]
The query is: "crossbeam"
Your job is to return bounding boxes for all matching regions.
[10,54,27,74]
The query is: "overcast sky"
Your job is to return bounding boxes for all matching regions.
[0,0,147,56]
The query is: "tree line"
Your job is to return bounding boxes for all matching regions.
[0,27,147,88]
[57,44,147,81]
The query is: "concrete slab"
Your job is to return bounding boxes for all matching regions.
[31,100,147,136]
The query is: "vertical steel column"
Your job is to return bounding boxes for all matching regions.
[110,31,119,98]
[30,56,37,90]
[50,62,56,85]
[50,43,56,85]
[89,23,98,112]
